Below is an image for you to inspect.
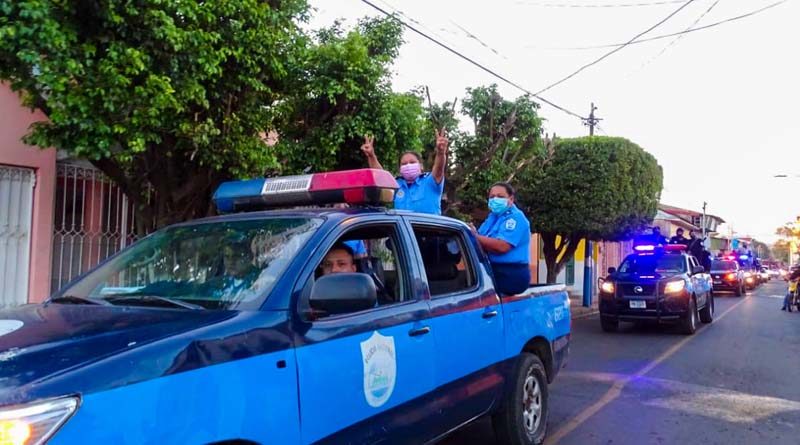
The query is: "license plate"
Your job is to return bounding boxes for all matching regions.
[629,300,646,309]
[713,280,722,285]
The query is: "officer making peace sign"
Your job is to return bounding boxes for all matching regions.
[361,129,449,215]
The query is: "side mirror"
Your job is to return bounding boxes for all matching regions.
[309,273,377,316]
[692,265,705,275]
[607,267,617,275]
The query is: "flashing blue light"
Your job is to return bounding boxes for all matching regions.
[635,245,656,252]
[739,255,749,260]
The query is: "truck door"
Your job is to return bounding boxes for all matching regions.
[293,221,439,444]
[407,220,506,428]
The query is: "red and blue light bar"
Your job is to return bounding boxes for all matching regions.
[634,244,687,253]
[213,168,398,213]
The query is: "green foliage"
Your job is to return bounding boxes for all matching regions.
[518,136,663,282]
[442,84,544,219]
[0,0,310,227]
[273,17,426,175]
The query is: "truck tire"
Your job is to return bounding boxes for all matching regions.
[493,353,549,445]
[699,293,714,324]
[680,297,698,335]
[734,283,742,297]
[600,318,618,333]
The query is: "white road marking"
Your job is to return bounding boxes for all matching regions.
[560,371,800,425]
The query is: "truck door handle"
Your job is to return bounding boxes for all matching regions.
[482,310,499,319]
[409,326,431,337]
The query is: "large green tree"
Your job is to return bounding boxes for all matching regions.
[518,136,663,283]
[431,84,545,220]
[0,2,428,230]
[272,18,426,175]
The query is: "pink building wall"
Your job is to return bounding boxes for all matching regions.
[0,84,56,303]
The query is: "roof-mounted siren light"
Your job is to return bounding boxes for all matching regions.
[213,168,398,213]
[664,244,687,252]
[634,245,656,252]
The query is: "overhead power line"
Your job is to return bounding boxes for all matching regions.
[534,0,697,95]
[553,0,789,50]
[635,0,723,72]
[514,0,686,8]
[359,0,587,120]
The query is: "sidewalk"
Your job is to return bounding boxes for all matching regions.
[569,293,599,320]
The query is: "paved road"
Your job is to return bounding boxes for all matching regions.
[443,280,800,445]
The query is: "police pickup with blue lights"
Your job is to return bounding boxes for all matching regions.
[598,243,714,335]
[0,169,570,445]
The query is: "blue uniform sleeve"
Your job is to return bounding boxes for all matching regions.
[495,213,529,248]
[424,174,444,194]
[478,216,493,236]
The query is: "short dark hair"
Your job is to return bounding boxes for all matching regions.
[489,182,515,197]
[399,151,423,164]
[329,243,355,258]
[676,228,684,233]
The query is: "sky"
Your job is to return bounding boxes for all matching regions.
[307,0,800,243]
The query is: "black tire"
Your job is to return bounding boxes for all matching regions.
[734,283,743,297]
[600,318,618,333]
[680,297,698,335]
[699,292,714,324]
[493,353,549,445]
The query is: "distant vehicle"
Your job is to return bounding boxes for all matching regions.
[759,267,771,282]
[768,268,780,279]
[599,244,714,335]
[710,260,745,296]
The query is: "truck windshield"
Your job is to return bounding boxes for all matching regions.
[618,255,686,275]
[57,217,322,310]
[711,261,737,271]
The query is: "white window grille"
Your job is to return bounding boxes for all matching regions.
[0,165,35,308]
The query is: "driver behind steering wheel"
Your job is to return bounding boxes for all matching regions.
[320,243,391,305]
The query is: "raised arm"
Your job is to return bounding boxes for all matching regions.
[361,135,385,171]
[431,128,448,184]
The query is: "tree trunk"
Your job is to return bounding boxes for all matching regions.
[541,231,584,284]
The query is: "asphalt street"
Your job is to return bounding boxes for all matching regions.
[443,280,800,445]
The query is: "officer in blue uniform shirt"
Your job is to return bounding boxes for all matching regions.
[473,182,531,296]
[361,129,449,215]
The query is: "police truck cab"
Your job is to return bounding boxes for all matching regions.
[0,169,570,445]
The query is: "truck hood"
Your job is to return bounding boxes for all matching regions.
[0,303,291,406]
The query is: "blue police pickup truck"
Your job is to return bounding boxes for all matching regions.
[0,169,570,445]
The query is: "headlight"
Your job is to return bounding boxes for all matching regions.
[725,273,736,281]
[0,397,78,445]
[744,272,752,278]
[601,281,615,294]
[664,280,686,294]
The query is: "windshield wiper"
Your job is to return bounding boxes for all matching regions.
[104,294,204,310]
[49,295,112,306]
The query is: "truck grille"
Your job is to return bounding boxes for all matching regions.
[621,284,656,296]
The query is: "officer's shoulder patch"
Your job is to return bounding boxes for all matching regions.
[505,219,517,231]
[395,190,405,199]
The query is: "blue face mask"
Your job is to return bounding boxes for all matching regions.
[488,197,511,214]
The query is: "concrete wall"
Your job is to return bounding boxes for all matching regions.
[0,84,56,303]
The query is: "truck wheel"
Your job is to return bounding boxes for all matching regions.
[699,293,714,324]
[493,353,549,445]
[600,318,618,333]
[734,284,742,297]
[680,297,698,335]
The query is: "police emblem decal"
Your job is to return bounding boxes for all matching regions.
[505,219,517,231]
[395,190,405,199]
[360,331,397,408]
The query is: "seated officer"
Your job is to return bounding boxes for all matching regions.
[320,244,358,276]
[200,240,261,299]
[473,182,531,296]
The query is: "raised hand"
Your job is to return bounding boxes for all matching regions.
[361,135,375,158]
[435,128,449,155]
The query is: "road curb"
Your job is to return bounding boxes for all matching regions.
[571,309,599,320]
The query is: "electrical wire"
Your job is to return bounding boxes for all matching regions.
[634,0,722,72]
[534,0,697,95]
[359,0,588,120]
[553,0,789,50]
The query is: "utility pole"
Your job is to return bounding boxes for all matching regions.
[583,103,602,136]
[582,103,602,308]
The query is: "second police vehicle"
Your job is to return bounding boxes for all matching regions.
[0,169,570,445]
[599,243,714,335]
